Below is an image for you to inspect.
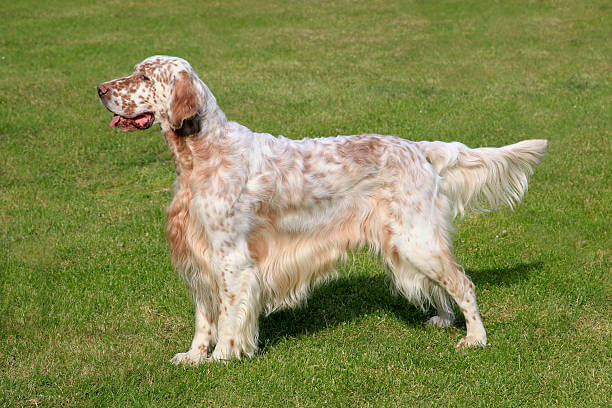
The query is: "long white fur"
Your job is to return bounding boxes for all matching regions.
[417,140,548,218]
[98,56,547,363]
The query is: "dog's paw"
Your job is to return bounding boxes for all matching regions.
[170,350,209,366]
[455,335,487,349]
[427,315,454,328]
[210,348,235,363]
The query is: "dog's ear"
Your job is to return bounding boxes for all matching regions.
[168,70,198,130]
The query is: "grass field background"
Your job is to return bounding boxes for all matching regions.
[1,0,610,406]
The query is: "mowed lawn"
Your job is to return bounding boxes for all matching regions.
[1,0,610,406]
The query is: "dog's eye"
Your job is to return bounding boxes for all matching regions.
[141,74,151,81]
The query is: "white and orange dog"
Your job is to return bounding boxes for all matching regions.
[98,56,546,363]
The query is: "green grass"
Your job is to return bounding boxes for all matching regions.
[1,0,610,406]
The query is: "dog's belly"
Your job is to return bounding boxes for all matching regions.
[248,197,385,313]
[251,225,355,313]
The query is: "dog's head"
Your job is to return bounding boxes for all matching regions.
[97,56,201,132]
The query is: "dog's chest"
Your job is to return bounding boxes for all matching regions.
[165,182,211,272]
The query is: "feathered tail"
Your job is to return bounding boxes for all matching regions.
[415,139,547,218]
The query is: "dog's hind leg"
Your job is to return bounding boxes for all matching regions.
[386,256,455,327]
[389,242,486,347]
[386,205,487,348]
[426,284,455,328]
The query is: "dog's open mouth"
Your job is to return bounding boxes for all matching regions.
[109,112,155,132]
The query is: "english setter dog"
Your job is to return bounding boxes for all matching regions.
[97,56,546,363]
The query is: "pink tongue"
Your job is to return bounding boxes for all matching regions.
[134,114,150,127]
[109,115,121,127]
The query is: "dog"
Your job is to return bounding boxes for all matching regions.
[98,56,547,363]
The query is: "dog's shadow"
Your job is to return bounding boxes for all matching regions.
[258,261,542,350]
[467,261,543,287]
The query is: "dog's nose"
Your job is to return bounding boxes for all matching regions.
[97,83,109,96]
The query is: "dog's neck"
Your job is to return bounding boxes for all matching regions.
[163,128,193,178]
[162,80,249,181]
[195,80,228,137]
[162,116,242,181]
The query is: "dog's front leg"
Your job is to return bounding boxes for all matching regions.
[170,301,218,365]
[188,164,260,360]
[208,248,262,361]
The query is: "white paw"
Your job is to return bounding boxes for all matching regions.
[210,348,234,362]
[427,315,454,328]
[170,350,209,366]
[455,335,487,349]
